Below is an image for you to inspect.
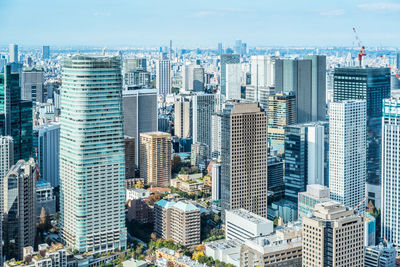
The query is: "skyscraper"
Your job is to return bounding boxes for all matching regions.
[225,63,241,100]
[9,44,18,63]
[60,55,126,253]
[192,93,215,149]
[21,67,45,106]
[156,60,171,98]
[174,96,192,138]
[0,64,33,163]
[140,132,171,186]
[218,43,223,56]
[220,101,268,218]
[220,54,240,96]
[250,55,276,88]
[284,121,328,202]
[4,159,36,260]
[42,45,50,60]
[275,56,326,122]
[329,100,366,209]
[267,92,296,154]
[123,89,158,167]
[397,53,400,70]
[34,122,60,187]
[302,201,364,267]
[182,64,204,92]
[333,67,391,184]
[381,98,400,246]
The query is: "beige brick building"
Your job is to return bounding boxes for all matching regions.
[302,201,364,267]
[154,200,200,248]
[140,132,171,186]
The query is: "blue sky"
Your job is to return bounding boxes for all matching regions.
[0,0,399,48]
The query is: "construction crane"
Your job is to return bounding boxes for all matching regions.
[380,55,400,80]
[35,148,41,181]
[353,27,366,67]
[354,195,368,211]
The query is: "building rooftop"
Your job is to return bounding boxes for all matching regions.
[156,199,176,209]
[228,208,272,225]
[36,179,52,189]
[173,201,200,212]
[205,239,243,250]
[140,132,171,138]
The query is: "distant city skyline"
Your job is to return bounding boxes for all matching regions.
[0,0,399,47]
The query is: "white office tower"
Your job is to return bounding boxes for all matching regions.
[211,163,221,200]
[9,44,18,63]
[35,123,60,187]
[382,98,400,246]
[250,55,276,87]
[211,112,222,159]
[174,96,192,138]
[182,64,204,92]
[225,64,241,100]
[156,60,171,98]
[60,55,127,253]
[192,94,215,148]
[329,100,366,209]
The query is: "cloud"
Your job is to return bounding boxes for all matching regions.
[357,2,400,12]
[192,8,251,18]
[320,9,345,16]
[92,11,111,17]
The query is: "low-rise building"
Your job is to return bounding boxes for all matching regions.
[126,188,151,201]
[5,243,67,267]
[365,243,396,267]
[240,222,302,267]
[205,239,242,266]
[225,209,273,242]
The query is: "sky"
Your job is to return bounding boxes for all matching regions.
[0,0,399,48]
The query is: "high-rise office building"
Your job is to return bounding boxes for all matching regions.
[123,58,149,88]
[140,132,171,186]
[156,60,171,98]
[381,98,400,246]
[220,101,268,218]
[192,93,215,149]
[123,89,158,167]
[182,64,204,92]
[9,44,18,63]
[275,56,326,123]
[4,159,36,260]
[125,137,136,179]
[234,40,242,55]
[220,54,240,96]
[0,65,33,163]
[245,84,275,110]
[60,55,127,253]
[250,55,276,88]
[302,201,364,267]
[284,121,328,202]
[218,43,223,56]
[0,136,13,264]
[397,53,400,70]
[267,151,284,202]
[21,67,45,107]
[211,163,221,200]
[225,63,241,100]
[211,112,222,159]
[34,122,60,187]
[333,67,391,184]
[42,45,50,60]
[174,96,192,138]
[267,92,296,154]
[190,142,209,168]
[329,100,366,209]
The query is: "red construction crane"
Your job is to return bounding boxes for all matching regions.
[354,195,368,211]
[380,55,400,80]
[35,148,41,181]
[353,27,366,67]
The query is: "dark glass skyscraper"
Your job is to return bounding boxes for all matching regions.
[333,67,391,184]
[0,65,33,163]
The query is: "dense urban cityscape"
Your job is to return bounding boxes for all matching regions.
[1,1,400,267]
